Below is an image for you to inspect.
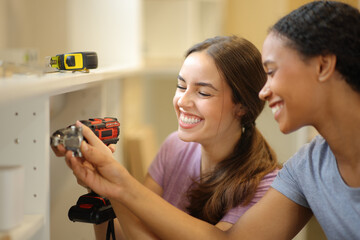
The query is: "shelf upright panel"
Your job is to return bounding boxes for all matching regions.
[0,95,50,240]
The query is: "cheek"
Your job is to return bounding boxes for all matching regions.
[223,105,238,124]
[173,94,180,112]
[202,102,224,123]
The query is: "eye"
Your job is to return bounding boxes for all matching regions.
[266,69,275,77]
[199,92,211,97]
[177,84,186,91]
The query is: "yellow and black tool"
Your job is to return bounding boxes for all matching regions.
[49,51,98,72]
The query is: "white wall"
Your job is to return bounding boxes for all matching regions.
[65,0,142,68]
[143,0,224,65]
[2,0,141,68]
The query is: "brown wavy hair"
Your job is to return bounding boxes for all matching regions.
[185,36,280,224]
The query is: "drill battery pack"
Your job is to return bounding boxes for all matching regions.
[80,117,120,146]
[68,191,116,225]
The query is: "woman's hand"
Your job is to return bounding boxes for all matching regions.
[51,143,67,157]
[52,140,116,158]
[51,124,117,189]
[66,121,129,199]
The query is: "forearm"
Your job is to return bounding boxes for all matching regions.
[93,221,110,240]
[111,172,227,240]
[111,201,160,240]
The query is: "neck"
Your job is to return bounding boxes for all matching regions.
[200,132,241,175]
[315,88,360,166]
[314,78,360,187]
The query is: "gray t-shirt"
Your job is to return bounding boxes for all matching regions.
[272,135,360,239]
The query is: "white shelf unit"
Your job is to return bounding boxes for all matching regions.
[0,0,224,238]
[0,215,44,240]
[0,63,183,240]
[0,66,140,240]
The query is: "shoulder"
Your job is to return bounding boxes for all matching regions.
[272,135,331,207]
[283,135,329,171]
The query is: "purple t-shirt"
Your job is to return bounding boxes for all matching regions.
[148,132,278,224]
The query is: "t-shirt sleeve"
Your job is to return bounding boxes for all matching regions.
[271,147,310,208]
[219,169,279,224]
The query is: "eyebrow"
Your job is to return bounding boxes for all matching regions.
[177,75,219,91]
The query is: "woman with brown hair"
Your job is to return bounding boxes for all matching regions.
[149,36,279,227]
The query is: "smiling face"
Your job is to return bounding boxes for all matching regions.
[259,33,323,134]
[173,51,242,147]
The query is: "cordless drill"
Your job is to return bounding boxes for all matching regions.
[50,117,120,225]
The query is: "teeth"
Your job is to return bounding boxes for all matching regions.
[180,114,201,124]
[271,104,283,115]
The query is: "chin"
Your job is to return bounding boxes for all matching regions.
[279,123,303,135]
[177,130,198,143]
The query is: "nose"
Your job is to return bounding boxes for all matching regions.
[259,81,271,101]
[177,90,194,109]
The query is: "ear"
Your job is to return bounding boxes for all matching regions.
[234,104,247,119]
[317,54,337,82]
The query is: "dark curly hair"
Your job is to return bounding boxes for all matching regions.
[270,1,360,92]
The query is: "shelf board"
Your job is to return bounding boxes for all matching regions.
[0,64,139,106]
[0,63,181,106]
[0,214,44,240]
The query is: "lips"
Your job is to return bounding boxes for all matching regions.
[271,103,283,115]
[268,100,284,121]
[179,112,202,129]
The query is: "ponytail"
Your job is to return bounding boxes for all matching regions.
[186,126,279,224]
